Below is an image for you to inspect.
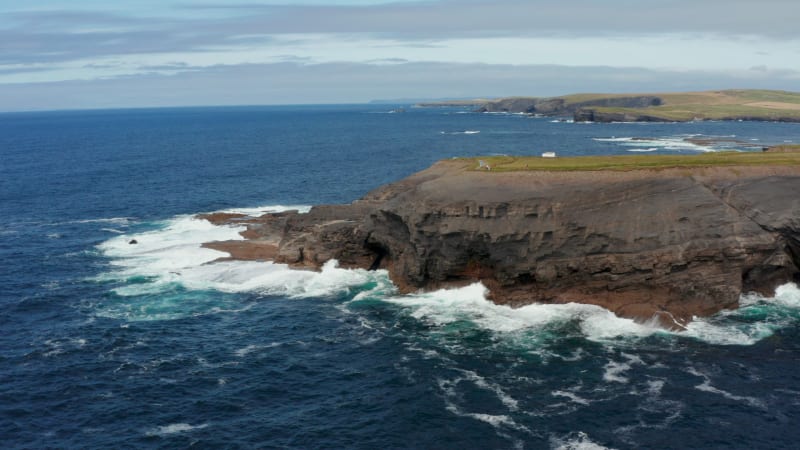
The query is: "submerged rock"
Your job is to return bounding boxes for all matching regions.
[203,161,800,327]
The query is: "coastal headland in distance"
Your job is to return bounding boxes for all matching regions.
[418,89,800,123]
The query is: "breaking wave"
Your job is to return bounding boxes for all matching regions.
[440,130,481,135]
[95,205,391,321]
[380,282,800,346]
[591,134,753,153]
[145,423,209,437]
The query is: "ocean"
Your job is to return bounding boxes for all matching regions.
[2,104,800,449]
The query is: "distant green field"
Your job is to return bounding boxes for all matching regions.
[463,151,800,172]
[584,90,800,121]
[426,89,800,122]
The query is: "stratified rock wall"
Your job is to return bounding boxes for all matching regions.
[478,96,662,115]
[212,162,800,324]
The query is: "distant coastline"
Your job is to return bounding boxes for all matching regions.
[418,89,800,123]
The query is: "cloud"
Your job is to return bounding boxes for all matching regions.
[1,1,798,109]
[1,0,798,68]
[2,60,799,112]
[184,0,800,38]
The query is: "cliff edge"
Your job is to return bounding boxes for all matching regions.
[202,155,800,327]
[443,89,800,123]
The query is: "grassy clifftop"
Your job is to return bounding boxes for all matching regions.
[423,89,800,122]
[584,89,800,122]
[462,148,800,172]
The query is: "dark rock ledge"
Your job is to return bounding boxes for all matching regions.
[200,161,800,328]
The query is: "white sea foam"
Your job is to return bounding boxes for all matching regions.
[552,390,591,406]
[687,367,765,409]
[551,431,613,450]
[97,205,390,306]
[440,130,481,135]
[68,217,134,226]
[145,423,209,437]
[593,136,718,152]
[384,281,800,346]
[42,338,87,357]
[234,342,282,357]
[602,361,631,384]
[682,283,800,345]
[626,147,659,153]
[746,282,800,308]
[384,283,659,342]
[217,204,311,217]
[98,215,245,276]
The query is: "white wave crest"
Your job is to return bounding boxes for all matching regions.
[687,367,766,409]
[98,216,245,277]
[626,148,659,153]
[552,390,591,406]
[217,204,311,216]
[75,217,134,225]
[97,205,390,302]
[440,130,480,135]
[682,283,800,345]
[383,282,800,346]
[593,136,718,152]
[145,423,209,437]
[384,283,659,342]
[551,431,613,450]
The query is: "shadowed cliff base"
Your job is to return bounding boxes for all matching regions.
[201,152,800,329]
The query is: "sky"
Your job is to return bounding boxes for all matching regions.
[1,0,800,111]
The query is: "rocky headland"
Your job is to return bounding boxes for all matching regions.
[422,89,800,123]
[201,154,800,328]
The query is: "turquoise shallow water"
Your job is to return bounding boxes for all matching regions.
[2,105,800,449]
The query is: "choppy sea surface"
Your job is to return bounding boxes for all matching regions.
[2,104,800,449]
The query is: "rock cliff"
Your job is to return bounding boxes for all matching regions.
[203,161,800,327]
[450,90,800,123]
[477,96,662,115]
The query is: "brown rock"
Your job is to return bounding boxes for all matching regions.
[198,161,800,325]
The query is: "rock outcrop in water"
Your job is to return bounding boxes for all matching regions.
[202,161,800,327]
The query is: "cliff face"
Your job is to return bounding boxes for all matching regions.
[204,162,800,327]
[576,109,800,123]
[465,90,800,123]
[478,96,662,115]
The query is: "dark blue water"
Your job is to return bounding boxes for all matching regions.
[2,105,800,449]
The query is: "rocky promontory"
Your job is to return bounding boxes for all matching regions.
[202,156,800,327]
[423,89,800,123]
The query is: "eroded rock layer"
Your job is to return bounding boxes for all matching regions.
[203,162,800,326]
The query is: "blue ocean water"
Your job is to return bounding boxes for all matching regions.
[2,104,800,449]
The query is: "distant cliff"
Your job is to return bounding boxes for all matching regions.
[202,157,800,328]
[423,90,800,123]
[477,95,662,115]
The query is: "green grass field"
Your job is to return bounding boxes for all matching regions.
[463,151,800,172]
[569,90,800,121]
[427,89,800,122]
